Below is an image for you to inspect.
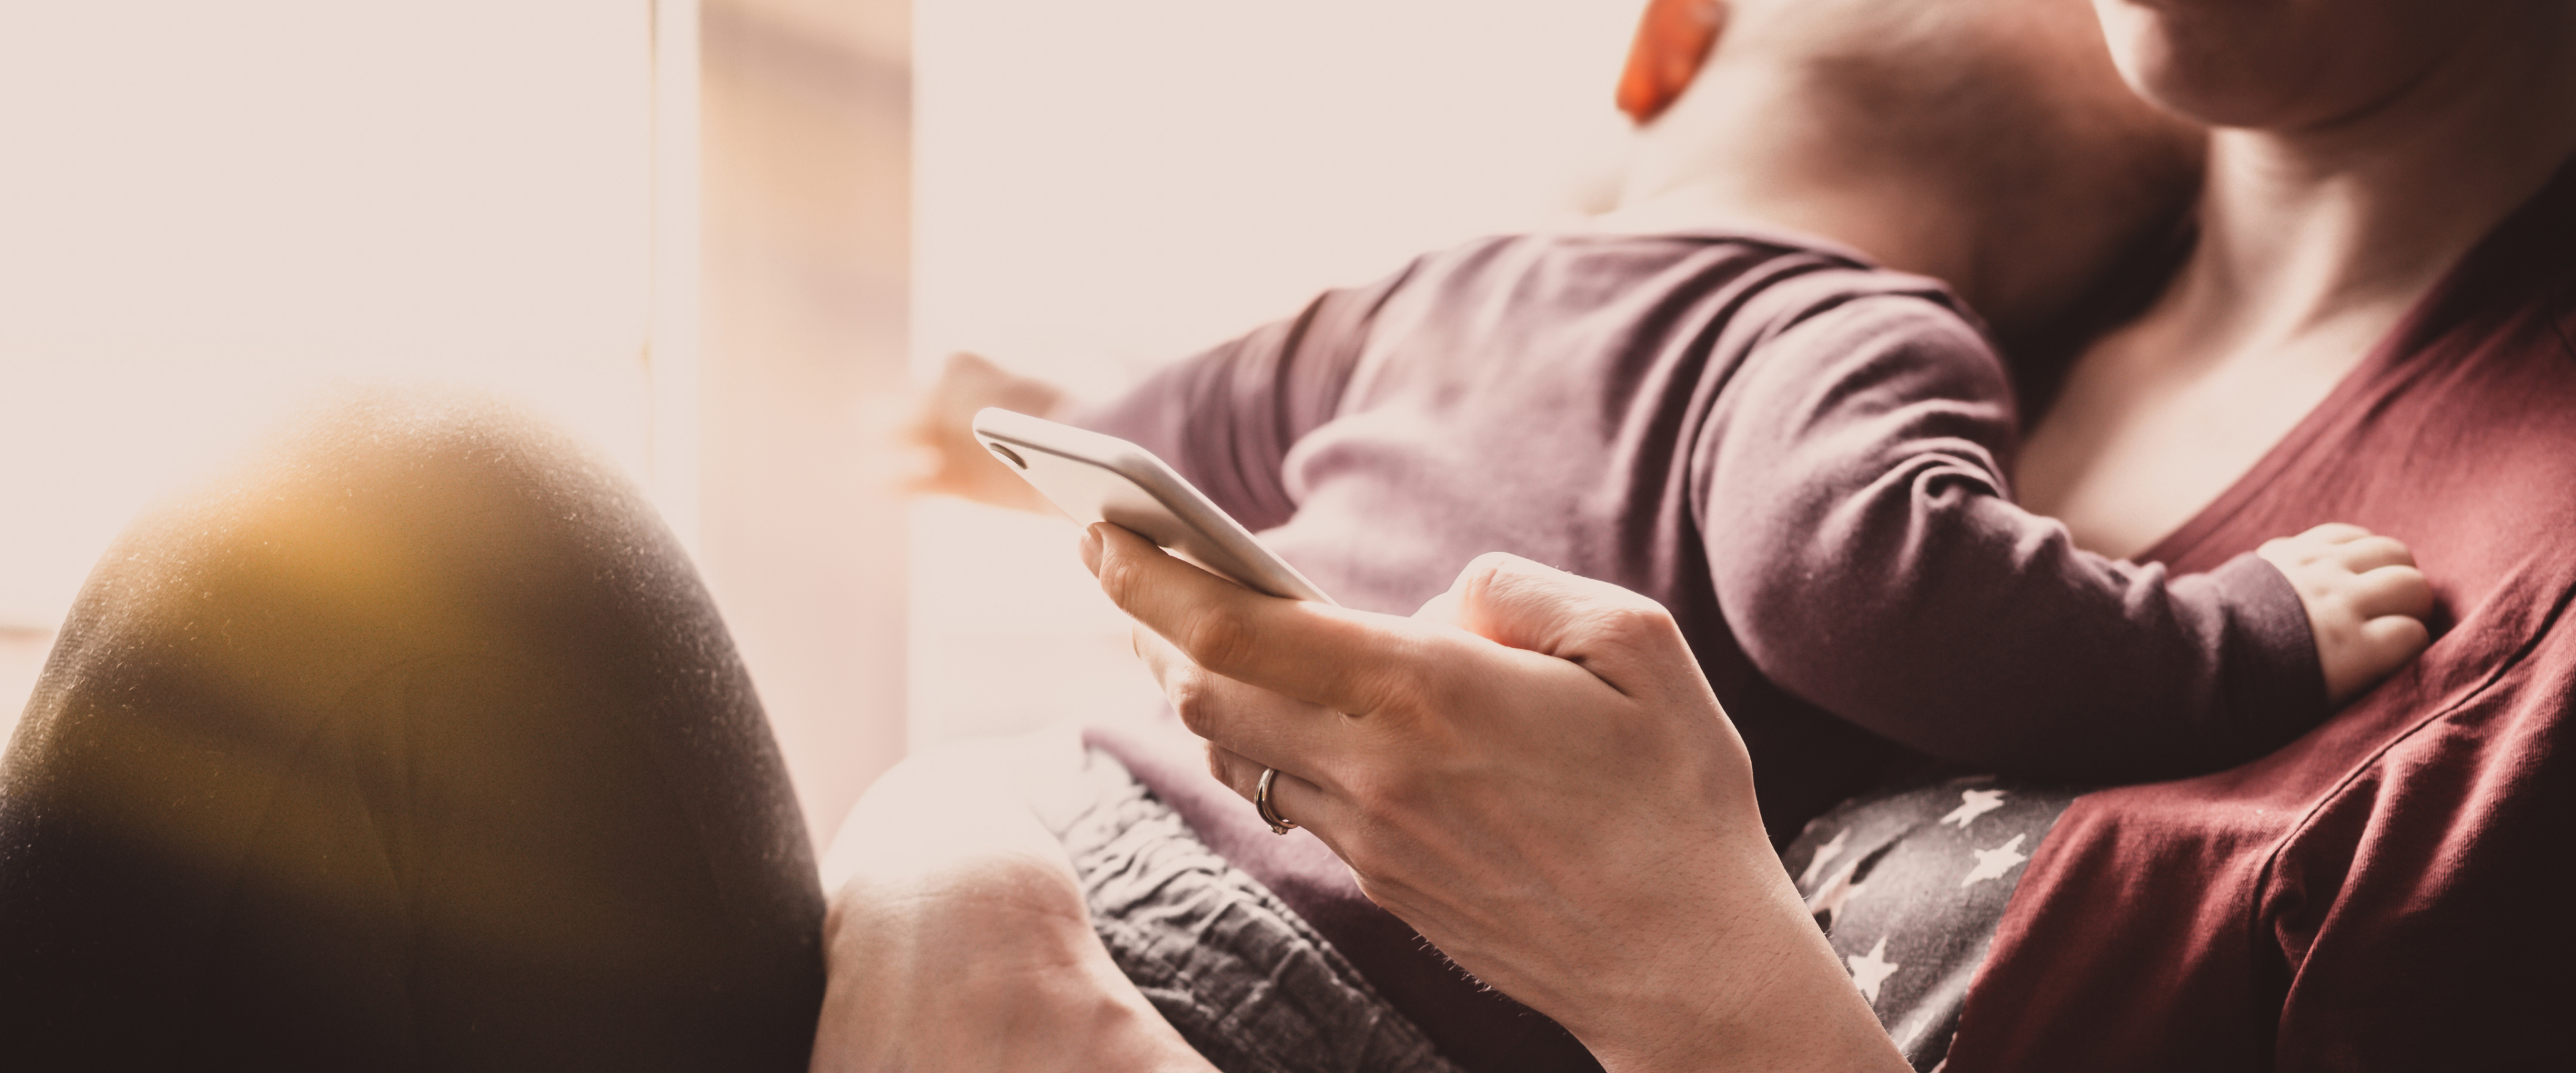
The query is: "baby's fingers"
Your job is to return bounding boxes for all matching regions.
[2321,534,2418,575]
[2314,564,2436,703]
[2347,564,2436,621]
[2357,611,2433,661]
[2290,522,2375,547]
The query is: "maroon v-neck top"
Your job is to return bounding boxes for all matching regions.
[1946,159,2576,1070]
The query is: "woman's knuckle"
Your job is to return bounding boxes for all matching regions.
[1166,669,1224,732]
[1344,775,1399,819]
[1178,606,1258,673]
[1095,551,1144,607]
[1347,632,1434,713]
[1462,551,1524,587]
[1592,600,1679,647]
[1201,742,1242,787]
[1364,757,1446,813]
[1409,653,1484,728]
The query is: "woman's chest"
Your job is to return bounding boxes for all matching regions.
[2014,313,2387,561]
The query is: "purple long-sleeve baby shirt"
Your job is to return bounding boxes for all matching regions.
[1073,227,2321,839]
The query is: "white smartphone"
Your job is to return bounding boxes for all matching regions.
[971,408,1336,604]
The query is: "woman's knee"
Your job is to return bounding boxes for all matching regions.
[42,389,708,706]
[0,390,823,1070]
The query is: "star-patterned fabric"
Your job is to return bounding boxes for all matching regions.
[1786,775,2084,1072]
[1060,741,2087,1072]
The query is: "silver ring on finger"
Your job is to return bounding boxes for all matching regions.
[1256,767,1298,835]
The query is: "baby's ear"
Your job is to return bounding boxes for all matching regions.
[1615,0,1727,125]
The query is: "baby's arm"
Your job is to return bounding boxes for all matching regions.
[1701,285,2384,780]
[2255,523,2435,704]
[895,259,1415,526]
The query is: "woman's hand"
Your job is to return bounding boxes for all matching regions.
[1080,524,1908,1073]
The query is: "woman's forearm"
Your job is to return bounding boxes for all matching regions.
[1578,874,1910,1073]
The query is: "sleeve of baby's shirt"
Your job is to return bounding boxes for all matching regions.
[1695,284,2326,781]
[1061,262,1416,534]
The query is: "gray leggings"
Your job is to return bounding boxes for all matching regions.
[1048,746,1460,1073]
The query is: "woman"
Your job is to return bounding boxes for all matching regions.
[4,3,2569,1073]
[1047,0,2576,1069]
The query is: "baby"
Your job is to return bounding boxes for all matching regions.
[894,0,2436,1067]
[915,0,2434,837]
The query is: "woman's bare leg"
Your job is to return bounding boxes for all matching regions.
[810,730,1217,1073]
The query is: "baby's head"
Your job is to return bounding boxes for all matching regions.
[1617,0,2205,347]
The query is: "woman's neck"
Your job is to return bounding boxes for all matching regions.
[2162,18,2576,367]
[2015,12,2576,559]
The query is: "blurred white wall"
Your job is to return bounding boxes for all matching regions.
[0,1,686,618]
[909,0,1640,746]
[0,1,698,739]
[0,0,1653,840]
[698,0,912,852]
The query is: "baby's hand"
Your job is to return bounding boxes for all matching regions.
[2256,523,2435,705]
[884,352,1067,511]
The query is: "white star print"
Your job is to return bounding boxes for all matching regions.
[1960,833,2029,887]
[1805,858,1866,929]
[1847,936,1900,1005]
[1940,788,2008,828]
[1799,827,1851,887]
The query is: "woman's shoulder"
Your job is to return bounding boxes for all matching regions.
[2395,152,2576,354]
